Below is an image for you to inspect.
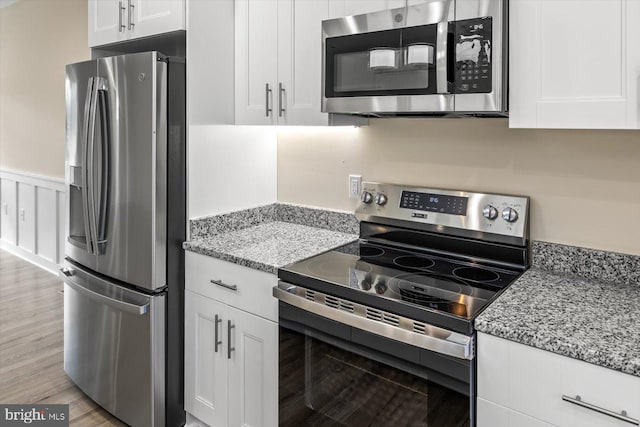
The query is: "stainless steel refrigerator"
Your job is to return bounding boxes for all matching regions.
[62,51,185,427]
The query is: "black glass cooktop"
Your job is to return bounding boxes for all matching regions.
[280,240,522,322]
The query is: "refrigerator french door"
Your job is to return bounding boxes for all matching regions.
[63,51,185,427]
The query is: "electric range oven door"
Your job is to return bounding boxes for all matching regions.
[275,283,475,427]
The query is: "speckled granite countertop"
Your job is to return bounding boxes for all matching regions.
[183,204,359,275]
[476,242,640,377]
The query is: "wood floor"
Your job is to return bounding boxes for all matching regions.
[0,250,124,426]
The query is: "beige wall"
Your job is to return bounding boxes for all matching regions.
[0,0,89,179]
[278,119,640,255]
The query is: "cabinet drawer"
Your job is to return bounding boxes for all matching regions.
[560,359,640,427]
[504,337,640,427]
[186,252,278,322]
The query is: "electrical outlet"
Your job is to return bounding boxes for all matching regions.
[349,175,361,199]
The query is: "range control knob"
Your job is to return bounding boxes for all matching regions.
[502,207,519,223]
[361,191,373,204]
[482,205,499,220]
[375,193,388,206]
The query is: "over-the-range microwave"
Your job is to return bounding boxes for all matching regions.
[321,0,507,116]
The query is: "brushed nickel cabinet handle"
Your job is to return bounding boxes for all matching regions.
[210,279,237,292]
[278,82,285,117]
[214,314,222,353]
[127,0,134,30]
[265,83,273,117]
[227,320,235,359]
[118,1,126,32]
[562,395,639,425]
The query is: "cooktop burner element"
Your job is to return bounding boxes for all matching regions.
[358,245,385,257]
[277,182,530,335]
[393,255,435,269]
[453,266,500,283]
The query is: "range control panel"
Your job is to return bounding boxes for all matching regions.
[355,182,529,243]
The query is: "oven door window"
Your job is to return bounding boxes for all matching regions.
[279,326,470,426]
[325,25,443,98]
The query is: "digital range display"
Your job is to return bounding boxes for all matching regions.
[400,191,468,216]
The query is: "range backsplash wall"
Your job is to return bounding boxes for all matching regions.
[277,118,640,256]
[0,0,89,179]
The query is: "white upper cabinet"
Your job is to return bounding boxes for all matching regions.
[235,0,330,125]
[234,0,280,125]
[509,0,640,129]
[88,0,126,47]
[328,0,423,19]
[88,0,185,47]
[128,0,185,40]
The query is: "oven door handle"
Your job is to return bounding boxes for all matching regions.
[273,283,474,361]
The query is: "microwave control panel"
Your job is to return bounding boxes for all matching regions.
[454,17,492,94]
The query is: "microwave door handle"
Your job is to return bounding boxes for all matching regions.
[436,21,450,94]
[95,79,110,252]
[81,77,97,254]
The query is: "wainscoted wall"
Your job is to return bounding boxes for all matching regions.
[277,118,640,256]
[0,169,66,274]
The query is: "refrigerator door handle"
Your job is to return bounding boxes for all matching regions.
[95,79,110,252]
[86,77,109,255]
[60,268,150,315]
[81,77,98,254]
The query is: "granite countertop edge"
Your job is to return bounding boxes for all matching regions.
[182,241,280,275]
[475,268,640,378]
[476,316,640,377]
[183,220,359,275]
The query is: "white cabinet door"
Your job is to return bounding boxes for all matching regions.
[184,291,229,427]
[277,0,330,125]
[235,0,279,125]
[128,0,185,40]
[88,0,126,47]
[509,0,640,129]
[228,306,278,427]
[328,0,423,18]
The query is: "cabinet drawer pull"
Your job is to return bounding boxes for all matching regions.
[210,279,238,292]
[227,320,235,359]
[214,314,222,353]
[562,395,639,425]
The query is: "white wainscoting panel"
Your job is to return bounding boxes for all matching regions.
[0,169,66,274]
[17,182,36,253]
[1,179,17,245]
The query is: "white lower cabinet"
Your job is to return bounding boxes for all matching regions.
[477,332,640,427]
[185,292,229,426]
[185,253,278,427]
[478,398,555,427]
[227,306,278,427]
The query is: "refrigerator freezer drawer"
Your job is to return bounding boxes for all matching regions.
[61,263,165,427]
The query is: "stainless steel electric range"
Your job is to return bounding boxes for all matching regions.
[275,182,529,427]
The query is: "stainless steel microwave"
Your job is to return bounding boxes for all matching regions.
[321,0,507,116]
